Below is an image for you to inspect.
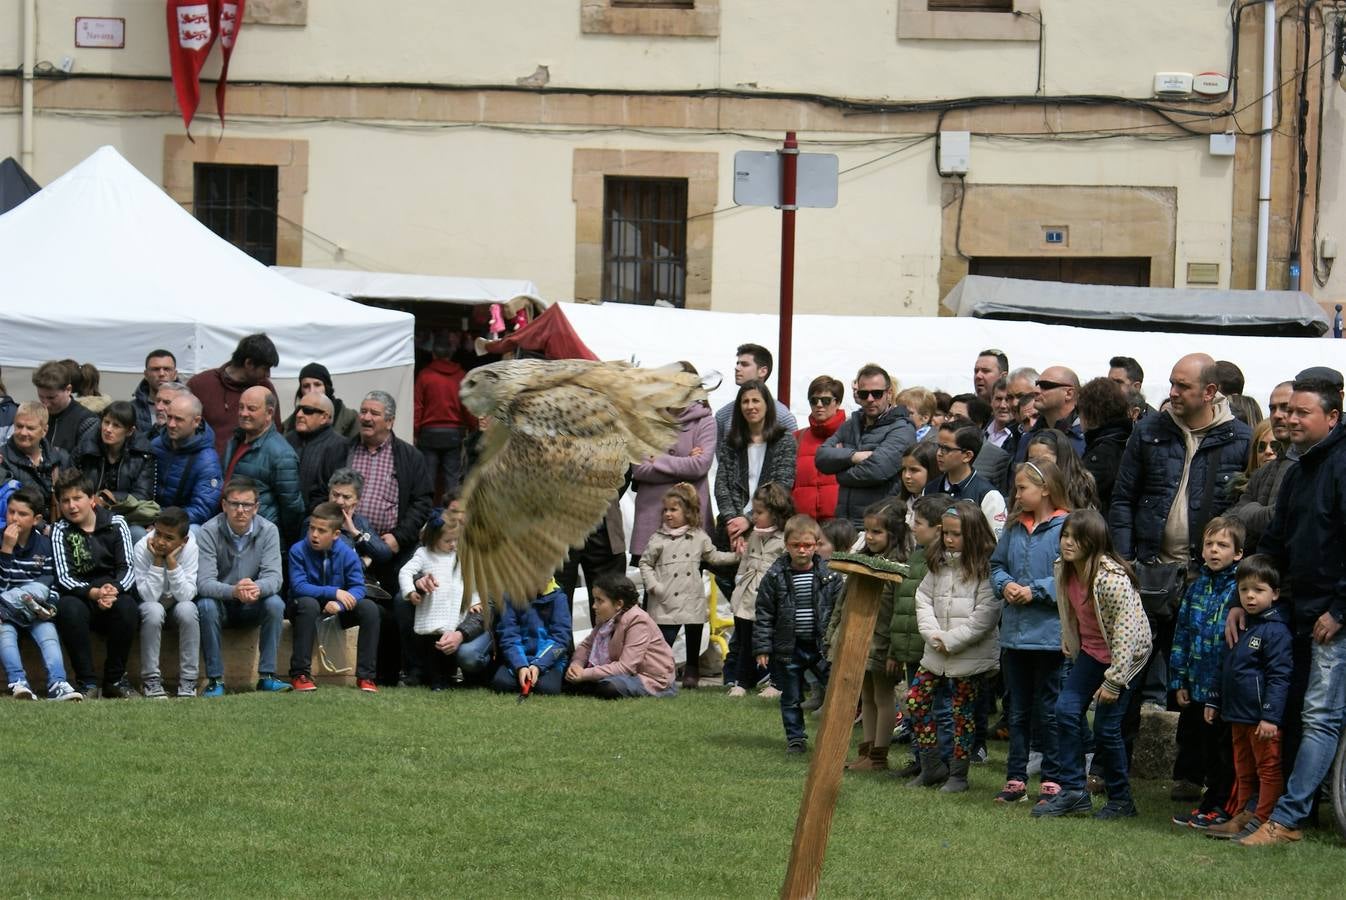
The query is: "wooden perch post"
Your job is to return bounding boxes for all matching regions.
[780,555,906,900]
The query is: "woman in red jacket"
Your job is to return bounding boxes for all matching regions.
[793,375,846,523]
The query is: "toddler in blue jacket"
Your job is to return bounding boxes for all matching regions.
[1206,555,1292,841]
[287,502,380,692]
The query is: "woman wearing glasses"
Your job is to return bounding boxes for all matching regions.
[792,376,846,524]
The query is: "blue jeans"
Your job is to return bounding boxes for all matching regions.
[1057,652,1133,803]
[1003,648,1063,784]
[0,620,67,689]
[1271,635,1346,828]
[197,594,285,680]
[456,631,493,673]
[771,639,824,744]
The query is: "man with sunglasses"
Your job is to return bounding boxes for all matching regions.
[1012,365,1085,464]
[286,391,349,514]
[815,364,915,527]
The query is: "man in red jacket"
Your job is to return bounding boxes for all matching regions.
[414,339,477,502]
[187,333,281,457]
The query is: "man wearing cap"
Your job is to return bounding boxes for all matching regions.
[1237,370,1346,845]
[282,362,359,440]
[286,392,350,513]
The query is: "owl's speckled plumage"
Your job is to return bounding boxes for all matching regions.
[458,358,708,608]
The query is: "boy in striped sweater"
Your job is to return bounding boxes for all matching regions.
[754,515,845,754]
[0,487,81,700]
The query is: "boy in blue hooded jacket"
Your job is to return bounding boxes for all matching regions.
[490,580,571,696]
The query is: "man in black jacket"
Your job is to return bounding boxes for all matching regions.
[815,364,915,527]
[347,390,432,684]
[1236,376,1346,845]
[286,392,348,513]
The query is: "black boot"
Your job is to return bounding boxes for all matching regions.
[890,754,922,779]
[906,749,948,788]
[940,757,970,793]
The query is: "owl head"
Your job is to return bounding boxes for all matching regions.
[460,363,510,418]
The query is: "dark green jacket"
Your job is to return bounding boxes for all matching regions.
[888,545,928,665]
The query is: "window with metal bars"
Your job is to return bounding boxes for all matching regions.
[602,177,688,307]
[928,0,1012,10]
[193,163,279,265]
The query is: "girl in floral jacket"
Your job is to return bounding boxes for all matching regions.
[1039,508,1152,821]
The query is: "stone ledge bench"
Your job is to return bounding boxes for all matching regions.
[17,620,360,694]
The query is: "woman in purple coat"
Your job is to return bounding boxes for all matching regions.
[629,362,717,565]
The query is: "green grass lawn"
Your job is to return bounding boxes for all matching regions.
[2,688,1341,898]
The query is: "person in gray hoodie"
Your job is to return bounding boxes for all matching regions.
[194,477,289,696]
[815,364,916,527]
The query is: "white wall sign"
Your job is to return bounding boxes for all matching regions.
[75,17,126,49]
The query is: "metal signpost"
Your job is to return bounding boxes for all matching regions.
[733,133,838,406]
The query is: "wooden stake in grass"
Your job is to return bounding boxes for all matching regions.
[780,553,907,900]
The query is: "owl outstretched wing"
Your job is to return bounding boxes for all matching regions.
[459,384,630,609]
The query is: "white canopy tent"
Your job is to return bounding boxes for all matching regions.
[0,147,416,434]
[560,301,1345,425]
[272,266,543,310]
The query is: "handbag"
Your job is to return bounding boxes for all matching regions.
[1134,560,1186,621]
[111,495,161,527]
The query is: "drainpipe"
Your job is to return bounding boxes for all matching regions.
[21,0,36,172]
[1255,0,1276,291]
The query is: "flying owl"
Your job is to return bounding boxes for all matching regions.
[458,358,710,609]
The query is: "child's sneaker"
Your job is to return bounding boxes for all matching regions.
[1188,808,1231,830]
[9,681,35,700]
[786,739,808,755]
[1093,800,1138,820]
[177,678,198,698]
[202,679,225,698]
[48,681,83,702]
[357,679,379,693]
[726,685,747,698]
[291,675,317,692]
[142,676,168,699]
[758,684,782,699]
[255,676,290,692]
[1030,788,1093,818]
[101,677,138,699]
[79,683,99,700]
[1036,781,1061,805]
[994,780,1028,804]
[1171,808,1201,826]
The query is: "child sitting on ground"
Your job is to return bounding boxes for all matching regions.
[1206,555,1292,842]
[287,502,380,693]
[753,514,845,754]
[399,507,489,690]
[727,482,793,699]
[828,500,911,773]
[906,499,1001,793]
[490,580,572,696]
[640,482,740,689]
[1169,516,1245,829]
[0,488,81,701]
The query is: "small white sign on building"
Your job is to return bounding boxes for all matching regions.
[733,150,839,209]
[75,17,126,49]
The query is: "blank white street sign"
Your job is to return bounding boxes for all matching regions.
[733,150,839,208]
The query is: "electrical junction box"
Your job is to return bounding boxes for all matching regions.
[1209,133,1236,157]
[938,131,970,175]
[1154,72,1194,98]
[1194,72,1230,95]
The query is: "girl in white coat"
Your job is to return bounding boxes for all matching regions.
[905,498,1002,793]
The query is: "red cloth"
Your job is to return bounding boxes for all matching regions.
[215,1,245,124]
[414,359,477,434]
[167,0,220,133]
[792,409,846,522]
[480,304,598,361]
[186,365,281,457]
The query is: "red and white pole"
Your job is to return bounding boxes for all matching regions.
[777,131,799,407]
